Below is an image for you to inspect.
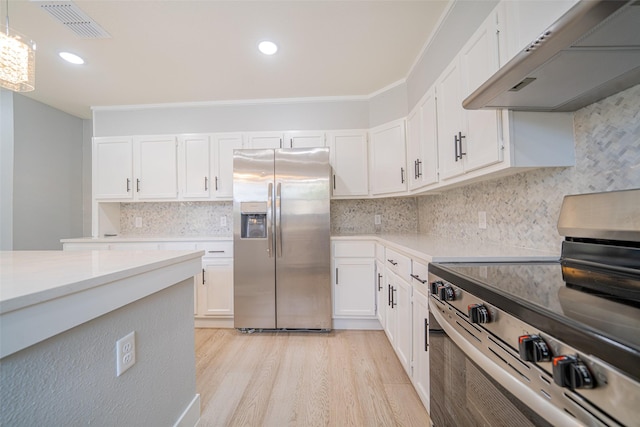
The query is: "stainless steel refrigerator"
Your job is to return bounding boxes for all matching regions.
[233,147,331,330]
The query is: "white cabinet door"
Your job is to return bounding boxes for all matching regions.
[436,60,465,181]
[460,10,503,173]
[179,134,210,199]
[93,137,133,200]
[328,130,369,197]
[197,258,234,317]
[284,131,325,148]
[395,276,413,376]
[370,119,407,195]
[407,88,439,191]
[376,259,386,327]
[385,270,399,345]
[412,290,430,410]
[212,133,243,199]
[133,136,178,199]
[333,257,376,317]
[245,132,283,149]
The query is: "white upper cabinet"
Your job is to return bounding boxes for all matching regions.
[212,133,243,199]
[437,9,503,181]
[328,130,369,198]
[407,88,439,191]
[245,132,283,149]
[284,131,326,148]
[179,134,210,199]
[370,119,407,195]
[133,136,179,199]
[93,137,133,200]
[502,0,579,65]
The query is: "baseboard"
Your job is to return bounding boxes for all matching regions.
[332,318,383,330]
[173,394,200,427]
[194,317,234,328]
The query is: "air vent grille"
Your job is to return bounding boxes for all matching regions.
[35,1,111,39]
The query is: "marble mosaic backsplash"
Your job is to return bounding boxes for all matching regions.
[331,197,418,235]
[120,201,233,236]
[416,84,640,253]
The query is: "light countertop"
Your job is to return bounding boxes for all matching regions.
[331,234,558,263]
[0,250,203,358]
[61,236,231,243]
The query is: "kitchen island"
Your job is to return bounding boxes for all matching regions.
[0,250,203,427]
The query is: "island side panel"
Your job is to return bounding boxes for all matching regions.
[0,278,197,426]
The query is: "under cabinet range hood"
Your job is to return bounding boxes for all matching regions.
[464,0,640,111]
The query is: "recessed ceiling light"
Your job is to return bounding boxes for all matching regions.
[59,52,85,65]
[258,41,278,55]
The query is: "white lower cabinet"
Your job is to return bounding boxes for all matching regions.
[197,257,233,317]
[331,240,377,329]
[384,248,413,377]
[412,289,430,411]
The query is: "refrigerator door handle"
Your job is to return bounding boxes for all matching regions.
[276,182,282,257]
[267,182,274,258]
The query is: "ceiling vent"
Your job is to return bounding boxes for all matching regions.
[33,0,111,39]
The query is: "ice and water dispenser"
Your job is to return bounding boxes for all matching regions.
[240,202,268,239]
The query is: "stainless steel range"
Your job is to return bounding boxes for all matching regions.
[428,189,640,427]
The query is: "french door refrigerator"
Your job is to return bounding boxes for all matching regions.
[233,148,331,330]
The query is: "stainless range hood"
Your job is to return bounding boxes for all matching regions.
[463,0,640,111]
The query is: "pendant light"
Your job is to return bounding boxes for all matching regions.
[0,0,36,92]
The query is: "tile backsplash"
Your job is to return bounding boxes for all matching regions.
[119,84,639,251]
[120,201,232,236]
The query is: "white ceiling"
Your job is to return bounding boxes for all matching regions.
[6,0,450,119]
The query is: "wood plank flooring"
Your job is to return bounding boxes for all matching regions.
[195,329,430,427]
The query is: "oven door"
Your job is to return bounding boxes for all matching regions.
[428,306,581,427]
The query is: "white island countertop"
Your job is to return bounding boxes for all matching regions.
[0,250,203,358]
[332,234,558,263]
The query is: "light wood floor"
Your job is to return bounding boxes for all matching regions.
[195,329,430,427]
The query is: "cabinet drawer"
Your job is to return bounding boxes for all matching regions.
[63,243,110,251]
[411,260,430,296]
[375,243,385,261]
[109,243,160,250]
[333,241,376,258]
[197,241,233,257]
[385,248,411,281]
[160,242,198,251]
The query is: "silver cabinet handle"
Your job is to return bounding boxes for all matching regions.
[207,250,225,254]
[400,167,405,184]
[391,287,397,308]
[136,179,140,192]
[126,178,131,192]
[276,182,282,257]
[202,268,205,285]
[336,268,339,285]
[387,259,398,266]
[215,176,219,191]
[410,273,427,284]
[204,177,208,191]
[267,182,273,258]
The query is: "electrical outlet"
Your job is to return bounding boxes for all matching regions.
[116,331,136,377]
[478,211,487,229]
[374,214,381,225]
[220,216,227,226]
[134,217,142,228]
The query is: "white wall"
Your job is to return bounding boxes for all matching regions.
[12,94,85,249]
[0,90,14,250]
[0,279,197,426]
[93,98,370,137]
[368,81,408,128]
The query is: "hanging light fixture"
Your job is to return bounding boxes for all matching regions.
[1,0,36,92]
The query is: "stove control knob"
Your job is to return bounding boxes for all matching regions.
[552,355,595,389]
[468,304,491,323]
[438,284,456,301]
[518,335,552,362]
[430,281,444,295]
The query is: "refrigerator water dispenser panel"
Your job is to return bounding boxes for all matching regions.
[240,202,268,239]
